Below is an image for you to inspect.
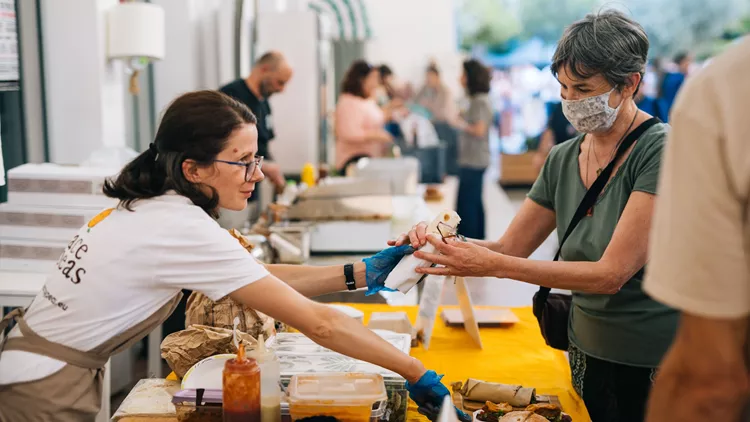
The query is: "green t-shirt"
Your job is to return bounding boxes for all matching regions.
[527,123,678,367]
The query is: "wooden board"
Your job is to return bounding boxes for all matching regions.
[111,379,180,421]
[454,277,482,349]
[415,275,446,350]
[441,308,520,327]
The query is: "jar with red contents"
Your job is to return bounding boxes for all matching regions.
[223,344,261,422]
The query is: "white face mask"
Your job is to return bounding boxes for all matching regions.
[561,88,621,133]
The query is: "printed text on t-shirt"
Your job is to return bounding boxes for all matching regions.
[55,234,88,284]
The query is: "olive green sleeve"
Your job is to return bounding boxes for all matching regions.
[632,131,667,195]
[527,148,556,210]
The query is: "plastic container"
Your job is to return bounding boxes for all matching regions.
[172,388,223,422]
[287,373,388,422]
[223,345,261,422]
[280,400,386,422]
[275,331,411,422]
[252,335,282,422]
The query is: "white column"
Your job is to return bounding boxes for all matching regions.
[39,0,130,165]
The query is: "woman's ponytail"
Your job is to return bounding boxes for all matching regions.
[102,142,169,211]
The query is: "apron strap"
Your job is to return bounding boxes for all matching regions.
[1,292,183,370]
[4,313,108,369]
[0,308,23,334]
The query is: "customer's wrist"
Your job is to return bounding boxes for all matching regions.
[491,252,510,279]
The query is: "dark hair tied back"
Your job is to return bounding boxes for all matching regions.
[103,90,257,218]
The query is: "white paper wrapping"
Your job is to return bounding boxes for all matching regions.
[383,210,460,293]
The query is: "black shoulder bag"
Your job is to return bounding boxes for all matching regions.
[532,117,661,351]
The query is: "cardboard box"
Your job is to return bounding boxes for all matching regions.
[0,203,100,241]
[7,163,119,208]
[499,152,539,185]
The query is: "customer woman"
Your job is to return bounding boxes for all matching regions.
[392,10,677,422]
[452,59,493,239]
[0,91,461,421]
[334,60,395,174]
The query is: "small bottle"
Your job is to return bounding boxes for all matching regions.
[223,343,261,422]
[252,335,282,422]
[300,163,317,187]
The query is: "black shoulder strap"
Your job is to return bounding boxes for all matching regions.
[536,117,661,299]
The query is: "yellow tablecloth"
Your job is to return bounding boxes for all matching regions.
[168,305,590,421]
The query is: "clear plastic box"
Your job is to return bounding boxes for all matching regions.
[287,373,388,422]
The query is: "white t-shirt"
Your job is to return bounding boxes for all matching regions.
[0,193,269,384]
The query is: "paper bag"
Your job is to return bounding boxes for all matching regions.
[185,291,279,340]
[459,379,536,408]
[384,210,461,293]
[160,324,257,378]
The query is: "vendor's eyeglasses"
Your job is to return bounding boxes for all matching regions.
[214,156,264,182]
[436,221,466,243]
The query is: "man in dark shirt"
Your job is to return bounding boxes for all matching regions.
[220,51,293,192]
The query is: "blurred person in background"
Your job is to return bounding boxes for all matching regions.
[634,76,661,120]
[532,101,576,173]
[413,63,454,123]
[392,11,676,422]
[220,51,291,192]
[334,60,394,174]
[657,51,692,121]
[451,59,493,240]
[376,64,408,138]
[644,38,750,422]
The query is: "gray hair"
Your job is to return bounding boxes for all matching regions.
[551,10,649,92]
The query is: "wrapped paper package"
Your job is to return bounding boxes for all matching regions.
[458,379,536,409]
[160,324,257,378]
[185,291,278,340]
[384,210,461,293]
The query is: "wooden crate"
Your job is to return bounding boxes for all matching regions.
[499,152,539,186]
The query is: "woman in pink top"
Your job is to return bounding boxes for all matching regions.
[335,60,394,173]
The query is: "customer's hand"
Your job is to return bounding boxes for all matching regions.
[414,235,500,278]
[362,245,414,296]
[407,370,471,422]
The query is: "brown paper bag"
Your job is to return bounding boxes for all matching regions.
[160,324,258,378]
[459,379,536,408]
[185,291,279,340]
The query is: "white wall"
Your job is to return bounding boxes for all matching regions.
[40,0,128,165]
[363,0,464,96]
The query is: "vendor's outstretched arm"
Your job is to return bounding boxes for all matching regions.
[229,275,426,384]
[266,263,366,297]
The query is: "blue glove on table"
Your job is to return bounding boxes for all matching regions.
[406,371,471,422]
[362,244,414,296]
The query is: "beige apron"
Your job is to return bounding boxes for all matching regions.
[0,292,183,422]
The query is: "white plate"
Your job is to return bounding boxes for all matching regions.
[181,354,235,390]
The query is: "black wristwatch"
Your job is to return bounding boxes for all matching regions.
[344,263,356,291]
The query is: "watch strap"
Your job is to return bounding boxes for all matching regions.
[344,263,356,291]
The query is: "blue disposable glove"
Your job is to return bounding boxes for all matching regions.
[406,371,471,422]
[362,244,414,296]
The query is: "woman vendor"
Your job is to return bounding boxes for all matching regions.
[0,90,464,422]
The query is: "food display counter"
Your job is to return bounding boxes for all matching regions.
[113,304,589,422]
